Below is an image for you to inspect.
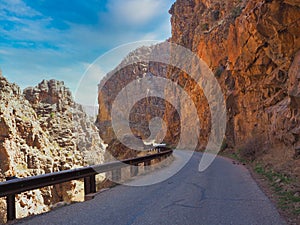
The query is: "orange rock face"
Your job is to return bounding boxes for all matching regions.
[167,0,300,175]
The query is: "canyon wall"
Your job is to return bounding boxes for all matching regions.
[0,77,105,223]
[96,44,174,160]
[4,0,299,221]
[96,0,300,178]
[167,0,300,176]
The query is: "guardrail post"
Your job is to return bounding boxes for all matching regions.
[84,175,96,195]
[130,164,138,177]
[6,176,18,221]
[7,194,16,221]
[144,161,151,172]
[112,168,121,181]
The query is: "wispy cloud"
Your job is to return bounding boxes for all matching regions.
[0,0,174,94]
[0,0,41,17]
[105,0,167,26]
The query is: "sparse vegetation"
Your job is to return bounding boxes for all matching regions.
[50,112,55,118]
[224,151,248,164]
[254,164,292,184]
[223,145,300,221]
[21,115,30,122]
[254,164,300,216]
[15,163,28,172]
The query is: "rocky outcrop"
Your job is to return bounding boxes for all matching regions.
[167,0,300,176]
[24,79,105,167]
[0,76,58,223]
[0,77,105,223]
[96,44,170,159]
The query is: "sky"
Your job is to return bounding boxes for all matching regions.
[0,0,174,96]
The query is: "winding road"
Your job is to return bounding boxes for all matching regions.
[14,151,286,225]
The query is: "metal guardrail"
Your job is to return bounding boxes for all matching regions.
[0,149,172,222]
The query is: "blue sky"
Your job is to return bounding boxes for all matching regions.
[0,0,174,93]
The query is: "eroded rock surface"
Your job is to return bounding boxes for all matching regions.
[24,79,105,167]
[0,77,105,223]
[167,0,300,176]
[96,44,171,159]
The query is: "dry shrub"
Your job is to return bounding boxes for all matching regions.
[239,136,266,161]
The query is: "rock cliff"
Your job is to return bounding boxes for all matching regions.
[0,77,105,223]
[96,44,172,159]
[167,0,300,176]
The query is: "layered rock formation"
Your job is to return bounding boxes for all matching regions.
[167,0,300,176]
[0,77,105,223]
[96,44,173,159]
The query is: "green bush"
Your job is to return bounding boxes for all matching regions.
[50,112,55,118]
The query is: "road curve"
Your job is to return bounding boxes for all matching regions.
[14,151,286,225]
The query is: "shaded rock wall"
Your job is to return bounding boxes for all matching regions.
[96,44,171,159]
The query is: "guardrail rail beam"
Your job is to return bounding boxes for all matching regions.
[0,149,172,222]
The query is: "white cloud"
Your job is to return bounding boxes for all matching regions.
[0,17,56,43]
[105,0,167,26]
[0,1,56,44]
[1,0,173,52]
[0,0,41,17]
[0,49,11,55]
[1,0,174,97]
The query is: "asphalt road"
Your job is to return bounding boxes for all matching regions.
[14,151,286,225]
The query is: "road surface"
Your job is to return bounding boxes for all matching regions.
[14,151,286,225]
